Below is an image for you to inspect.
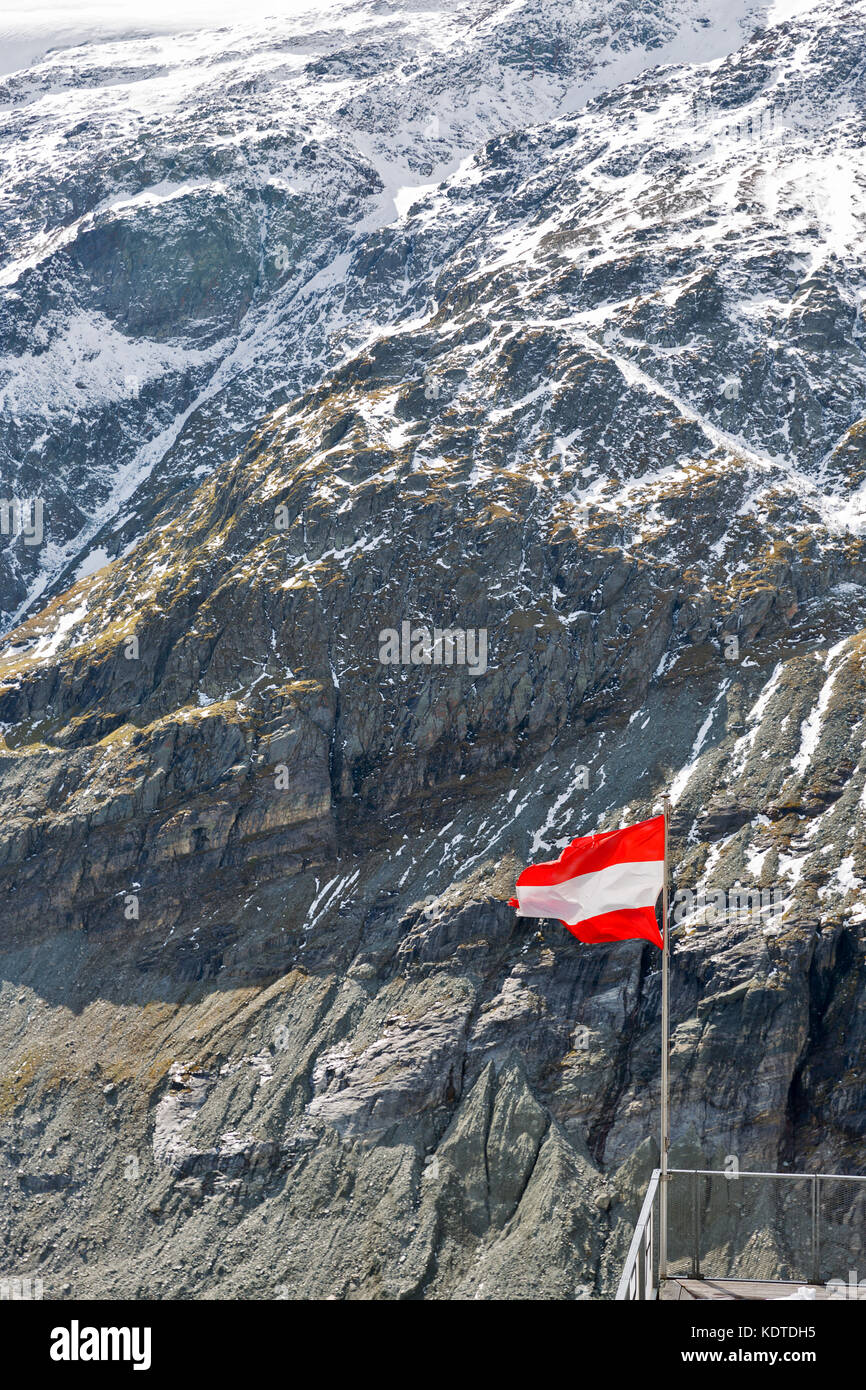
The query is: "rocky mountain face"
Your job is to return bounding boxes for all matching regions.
[0,0,865,1300]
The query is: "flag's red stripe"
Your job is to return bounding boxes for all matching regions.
[514,814,663,887]
[564,906,663,949]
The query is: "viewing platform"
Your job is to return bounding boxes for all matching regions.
[616,1167,866,1301]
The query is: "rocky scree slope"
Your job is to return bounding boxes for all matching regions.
[0,0,865,1298]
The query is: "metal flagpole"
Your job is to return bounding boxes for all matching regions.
[659,794,670,1284]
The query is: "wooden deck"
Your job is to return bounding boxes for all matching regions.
[661,1277,865,1301]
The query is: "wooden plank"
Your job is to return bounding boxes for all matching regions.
[661,1277,865,1301]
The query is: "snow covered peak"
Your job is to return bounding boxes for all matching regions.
[0,0,863,632]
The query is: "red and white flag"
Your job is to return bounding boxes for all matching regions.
[509,813,665,948]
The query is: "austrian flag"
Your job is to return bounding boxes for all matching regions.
[509,814,665,948]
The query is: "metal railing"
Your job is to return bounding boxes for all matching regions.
[616,1168,660,1300]
[617,1167,866,1298]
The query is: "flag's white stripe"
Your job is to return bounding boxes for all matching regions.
[516,859,663,926]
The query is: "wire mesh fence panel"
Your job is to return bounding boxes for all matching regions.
[722,1175,813,1282]
[817,1178,866,1290]
[666,1170,696,1277]
[668,1172,818,1282]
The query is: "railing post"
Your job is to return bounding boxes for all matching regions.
[638,1223,646,1300]
[811,1175,820,1284]
[691,1169,701,1278]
